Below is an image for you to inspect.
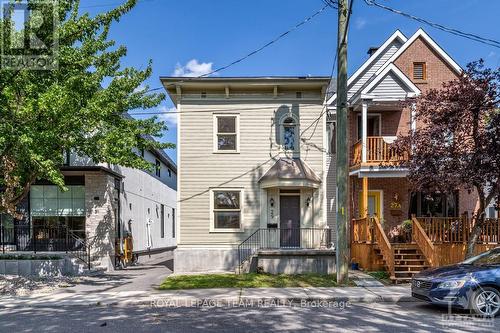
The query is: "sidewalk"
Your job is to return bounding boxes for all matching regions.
[0,285,416,308]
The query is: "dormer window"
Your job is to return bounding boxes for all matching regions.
[413,62,426,80]
[281,116,299,151]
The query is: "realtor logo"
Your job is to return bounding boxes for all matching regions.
[1,0,59,70]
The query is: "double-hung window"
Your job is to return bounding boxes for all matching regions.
[211,189,242,231]
[214,115,239,152]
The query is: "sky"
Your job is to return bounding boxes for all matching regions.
[83,0,500,164]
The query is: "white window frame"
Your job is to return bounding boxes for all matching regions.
[279,114,300,154]
[213,114,240,153]
[209,188,244,233]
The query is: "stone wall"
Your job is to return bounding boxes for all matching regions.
[84,172,117,270]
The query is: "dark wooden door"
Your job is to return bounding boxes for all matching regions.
[280,196,300,247]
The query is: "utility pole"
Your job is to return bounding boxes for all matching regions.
[336,0,349,285]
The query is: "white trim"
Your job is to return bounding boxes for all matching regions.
[356,112,382,140]
[362,63,421,96]
[375,28,462,76]
[176,102,181,245]
[326,30,408,105]
[278,113,300,154]
[209,188,244,233]
[213,113,240,153]
[350,167,408,178]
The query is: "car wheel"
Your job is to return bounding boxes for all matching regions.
[471,287,500,317]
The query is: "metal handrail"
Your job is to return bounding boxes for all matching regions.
[237,228,334,274]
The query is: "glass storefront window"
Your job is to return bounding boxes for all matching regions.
[30,185,85,217]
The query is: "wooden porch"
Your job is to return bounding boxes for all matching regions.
[351,216,500,283]
[351,136,408,168]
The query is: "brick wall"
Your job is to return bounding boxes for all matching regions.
[394,36,460,94]
[351,177,410,231]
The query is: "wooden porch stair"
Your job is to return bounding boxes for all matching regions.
[373,243,429,283]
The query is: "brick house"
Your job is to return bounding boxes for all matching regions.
[325,29,498,282]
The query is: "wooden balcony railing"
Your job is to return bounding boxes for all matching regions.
[351,136,408,167]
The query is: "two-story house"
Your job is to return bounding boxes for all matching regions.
[161,77,333,273]
[326,28,498,282]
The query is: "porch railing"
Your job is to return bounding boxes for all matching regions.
[0,224,93,270]
[419,217,500,244]
[412,216,438,266]
[237,228,334,274]
[372,216,395,279]
[351,136,408,166]
[351,217,372,243]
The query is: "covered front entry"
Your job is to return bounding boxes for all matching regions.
[280,195,300,247]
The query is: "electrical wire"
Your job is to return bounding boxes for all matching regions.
[364,0,500,49]
[143,3,332,93]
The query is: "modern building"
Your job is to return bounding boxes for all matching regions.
[161,76,332,273]
[0,144,177,271]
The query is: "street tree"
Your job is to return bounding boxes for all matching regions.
[396,60,500,258]
[0,0,173,218]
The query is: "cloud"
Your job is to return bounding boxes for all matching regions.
[488,51,497,58]
[355,17,367,30]
[158,106,178,128]
[172,59,214,77]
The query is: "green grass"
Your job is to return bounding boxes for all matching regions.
[159,273,340,290]
[366,271,391,284]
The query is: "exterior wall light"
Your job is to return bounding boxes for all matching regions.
[269,198,275,207]
[306,197,311,207]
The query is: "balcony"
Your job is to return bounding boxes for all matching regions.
[352,136,408,168]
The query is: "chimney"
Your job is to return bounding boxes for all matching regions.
[367,46,379,57]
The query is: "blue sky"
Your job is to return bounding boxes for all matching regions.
[83,0,500,163]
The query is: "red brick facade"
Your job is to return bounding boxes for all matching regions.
[349,34,479,228]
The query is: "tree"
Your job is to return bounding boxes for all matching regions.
[396,60,500,258]
[0,0,173,219]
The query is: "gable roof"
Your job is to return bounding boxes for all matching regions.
[361,63,420,96]
[375,28,462,76]
[326,30,407,105]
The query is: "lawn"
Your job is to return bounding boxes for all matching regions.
[159,273,340,290]
[366,271,391,285]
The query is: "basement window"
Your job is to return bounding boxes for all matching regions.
[413,62,426,80]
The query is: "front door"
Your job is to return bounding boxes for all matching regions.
[280,196,300,247]
[359,191,382,218]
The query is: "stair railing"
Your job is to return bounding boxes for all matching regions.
[372,216,395,279]
[237,229,262,274]
[411,215,438,267]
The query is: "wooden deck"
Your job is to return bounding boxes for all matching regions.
[351,216,500,283]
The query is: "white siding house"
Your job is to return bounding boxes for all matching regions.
[162,77,331,273]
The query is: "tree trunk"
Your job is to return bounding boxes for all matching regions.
[465,222,483,259]
[465,187,487,259]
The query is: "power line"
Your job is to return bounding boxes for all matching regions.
[143,3,332,93]
[364,0,500,49]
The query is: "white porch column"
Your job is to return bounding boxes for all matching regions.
[361,101,368,163]
[410,102,416,133]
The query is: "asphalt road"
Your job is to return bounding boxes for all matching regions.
[0,301,498,333]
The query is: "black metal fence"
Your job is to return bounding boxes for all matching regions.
[0,224,92,269]
[237,228,334,273]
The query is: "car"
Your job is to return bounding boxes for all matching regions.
[411,247,500,317]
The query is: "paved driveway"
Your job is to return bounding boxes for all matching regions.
[59,251,173,294]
